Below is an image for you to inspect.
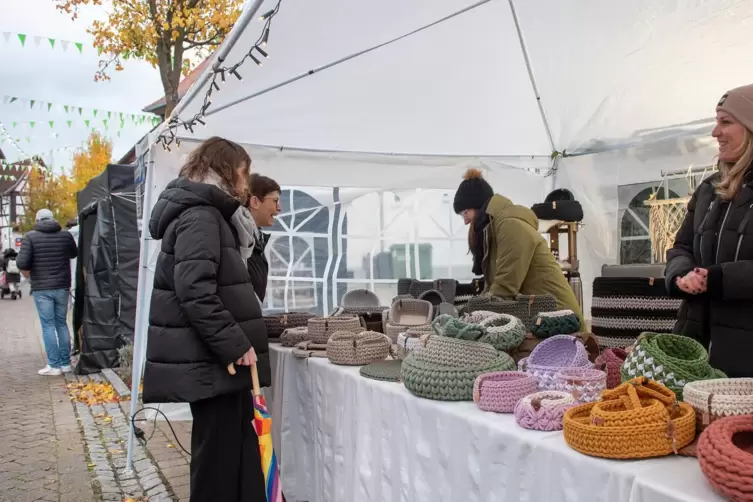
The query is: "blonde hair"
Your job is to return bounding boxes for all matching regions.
[716,127,753,200]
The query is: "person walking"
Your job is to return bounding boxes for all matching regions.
[17,208,78,375]
[142,137,269,502]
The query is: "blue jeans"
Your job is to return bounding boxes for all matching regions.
[33,289,72,368]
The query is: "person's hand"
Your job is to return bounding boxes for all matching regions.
[676,268,707,294]
[235,347,257,366]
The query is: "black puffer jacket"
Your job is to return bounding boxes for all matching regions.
[16,219,77,292]
[247,232,270,302]
[142,178,270,404]
[665,171,753,377]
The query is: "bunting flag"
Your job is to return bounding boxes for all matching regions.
[48,38,56,49]
[6,119,145,131]
[1,95,157,123]
[17,33,26,46]
[0,31,86,53]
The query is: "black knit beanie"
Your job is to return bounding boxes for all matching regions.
[453,168,494,214]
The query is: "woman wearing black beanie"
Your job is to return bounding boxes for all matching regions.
[454,168,583,326]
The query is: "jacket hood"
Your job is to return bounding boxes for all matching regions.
[3,248,17,258]
[149,177,241,240]
[34,219,62,233]
[485,194,539,229]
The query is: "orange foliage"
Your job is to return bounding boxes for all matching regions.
[67,381,120,406]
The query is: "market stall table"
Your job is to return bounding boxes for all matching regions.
[269,345,723,502]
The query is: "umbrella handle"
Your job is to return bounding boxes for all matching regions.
[226,362,262,397]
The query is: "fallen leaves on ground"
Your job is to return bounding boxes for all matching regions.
[67,382,120,406]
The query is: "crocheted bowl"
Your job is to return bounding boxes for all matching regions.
[595,348,628,389]
[514,391,577,431]
[621,332,726,400]
[555,367,607,404]
[563,377,696,459]
[263,312,315,340]
[518,335,592,390]
[341,289,381,309]
[395,326,432,360]
[683,378,753,433]
[385,322,430,344]
[326,331,390,366]
[390,298,433,326]
[697,415,753,502]
[459,294,558,331]
[473,371,538,413]
[307,316,364,344]
[431,314,486,340]
[280,326,309,347]
[462,311,526,352]
[531,310,581,338]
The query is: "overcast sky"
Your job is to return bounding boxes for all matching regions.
[0,0,164,170]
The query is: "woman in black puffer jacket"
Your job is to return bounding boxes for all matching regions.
[143,137,269,501]
[666,83,753,378]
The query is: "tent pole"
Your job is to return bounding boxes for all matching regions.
[507,0,557,156]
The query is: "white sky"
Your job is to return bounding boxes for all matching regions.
[0,0,164,171]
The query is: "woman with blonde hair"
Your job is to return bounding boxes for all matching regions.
[665,83,753,378]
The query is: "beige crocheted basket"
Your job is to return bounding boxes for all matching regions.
[307,316,364,344]
[395,325,433,360]
[326,331,391,366]
[389,298,433,326]
[385,322,430,344]
[683,378,753,432]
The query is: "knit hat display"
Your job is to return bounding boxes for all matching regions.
[453,168,494,214]
[683,378,753,433]
[591,277,681,349]
[292,341,328,359]
[697,414,753,501]
[401,335,515,401]
[462,311,526,352]
[307,316,364,344]
[555,367,607,404]
[280,326,309,347]
[326,331,390,366]
[530,310,581,339]
[263,312,315,341]
[514,391,577,431]
[459,294,559,332]
[563,377,696,459]
[717,83,753,133]
[595,348,628,389]
[473,371,538,413]
[621,333,727,400]
[518,335,591,390]
[360,359,403,382]
[531,189,584,223]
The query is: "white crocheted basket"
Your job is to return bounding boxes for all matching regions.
[683,378,753,432]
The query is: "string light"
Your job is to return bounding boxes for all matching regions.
[157,0,283,150]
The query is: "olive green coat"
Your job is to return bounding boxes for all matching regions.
[481,194,584,327]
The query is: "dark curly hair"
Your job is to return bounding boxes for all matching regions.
[179,137,251,201]
[248,173,281,200]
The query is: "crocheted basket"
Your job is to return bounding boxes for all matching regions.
[595,348,628,389]
[453,278,485,308]
[263,312,316,340]
[280,326,309,347]
[341,289,381,309]
[385,322,430,344]
[307,316,364,344]
[401,336,515,401]
[431,315,486,341]
[620,332,726,400]
[292,341,328,359]
[518,335,591,390]
[395,325,433,360]
[462,311,526,352]
[459,294,559,331]
[683,378,753,433]
[389,298,433,326]
[514,391,577,431]
[433,279,457,304]
[326,331,390,366]
[697,415,753,501]
[555,367,607,404]
[473,371,538,413]
[408,280,434,299]
[360,359,403,382]
[563,377,696,459]
[531,310,581,338]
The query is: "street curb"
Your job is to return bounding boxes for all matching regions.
[101,368,131,399]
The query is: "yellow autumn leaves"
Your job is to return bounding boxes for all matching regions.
[67,381,120,406]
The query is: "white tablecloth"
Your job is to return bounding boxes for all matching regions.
[269,345,723,502]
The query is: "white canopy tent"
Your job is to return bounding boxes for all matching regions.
[125,0,753,471]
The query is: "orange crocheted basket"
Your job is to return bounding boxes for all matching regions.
[697,414,753,501]
[563,377,695,459]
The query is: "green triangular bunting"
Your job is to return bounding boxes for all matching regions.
[29,121,35,128]
[30,100,35,109]
[48,38,55,49]
[48,121,54,128]
[67,120,72,128]
[84,119,90,128]
[103,119,108,128]
[47,103,52,112]
[75,42,83,54]
[64,105,69,113]
[11,121,16,128]
[93,110,98,117]
[17,34,26,46]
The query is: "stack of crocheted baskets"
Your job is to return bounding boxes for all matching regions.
[620,332,726,400]
[458,294,559,331]
[683,378,753,432]
[395,325,433,360]
[697,414,753,501]
[518,335,592,390]
[263,312,315,342]
[384,298,433,343]
[554,367,607,404]
[326,331,390,366]
[591,276,681,350]
[563,377,696,459]
[530,309,581,339]
[401,334,515,401]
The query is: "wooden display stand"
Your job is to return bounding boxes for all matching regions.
[539,219,583,309]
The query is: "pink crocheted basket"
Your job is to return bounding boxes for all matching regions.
[594,348,628,389]
[473,371,538,413]
[554,367,607,404]
[514,391,577,431]
[518,335,591,390]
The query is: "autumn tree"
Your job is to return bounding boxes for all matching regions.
[57,0,245,117]
[71,131,112,193]
[18,169,77,233]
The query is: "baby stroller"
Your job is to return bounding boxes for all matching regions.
[1,248,22,300]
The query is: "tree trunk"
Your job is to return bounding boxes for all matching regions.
[156,44,181,120]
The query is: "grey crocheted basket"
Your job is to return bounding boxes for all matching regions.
[401,335,515,401]
[326,331,390,366]
[433,279,457,304]
[389,298,433,326]
[341,289,381,308]
[360,359,403,382]
[280,326,309,347]
[459,294,559,331]
[292,341,328,358]
[462,311,527,352]
[307,316,364,344]
[263,312,316,340]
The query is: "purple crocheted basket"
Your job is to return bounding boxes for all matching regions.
[514,391,577,431]
[554,367,607,404]
[473,371,538,413]
[518,334,591,390]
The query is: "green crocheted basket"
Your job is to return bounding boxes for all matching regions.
[432,314,486,341]
[620,332,726,400]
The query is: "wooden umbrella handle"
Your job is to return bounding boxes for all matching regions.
[226,362,261,397]
[227,363,236,375]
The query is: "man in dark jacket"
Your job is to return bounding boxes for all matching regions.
[17,208,78,375]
